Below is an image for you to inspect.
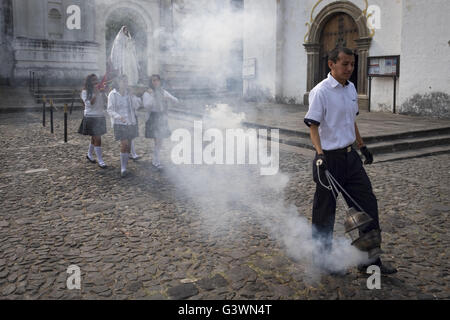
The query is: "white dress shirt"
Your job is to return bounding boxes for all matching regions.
[142,89,179,121]
[304,73,359,151]
[107,89,142,126]
[81,90,105,117]
[143,90,179,112]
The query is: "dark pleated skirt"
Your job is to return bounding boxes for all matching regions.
[145,112,171,139]
[113,124,139,141]
[78,116,107,136]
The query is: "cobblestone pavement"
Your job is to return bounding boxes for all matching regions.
[0,110,449,300]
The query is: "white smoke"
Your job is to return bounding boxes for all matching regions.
[164,104,369,281]
[159,1,248,91]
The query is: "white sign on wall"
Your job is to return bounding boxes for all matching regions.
[243,58,256,79]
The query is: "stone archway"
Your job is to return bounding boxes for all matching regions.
[97,1,156,81]
[105,7,148,82]
[303,1,372,109]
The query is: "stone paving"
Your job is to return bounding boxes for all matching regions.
[0,109,449,300]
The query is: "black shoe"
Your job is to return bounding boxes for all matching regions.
[152,162,164,170]
[358,258,398,275]
[379,263,398,275]
[129,154,141,161]
[120,170,129,178]
[86,155,96,164]
[98,162,107,169]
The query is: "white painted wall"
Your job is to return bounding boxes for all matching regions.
[280,0,309,103]
[366,0,403,112]
[243,0,278,99]
[398,0,450,110]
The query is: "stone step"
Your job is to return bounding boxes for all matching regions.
[36,97,83,104]
[238,130,450,164]
[36,89,80,94]
[167,107,450,164]
[261,130,450,156]
[162,70,205,78]
[35,92,80,97]
[363,127,450,144]
[368,134,450,155]
[161,64,204,72]
[173,90,237,100]
[374,145,450,163]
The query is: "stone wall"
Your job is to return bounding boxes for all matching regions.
[0,0,14,85]
[401,92,450,119]
[12,38,100,87]
[9,0,99,87]
[243,0,279,101]
[398,0,450,115]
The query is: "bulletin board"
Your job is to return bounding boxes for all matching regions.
[367,55,400,77]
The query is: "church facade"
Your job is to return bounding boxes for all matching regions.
[0,0,241,92]
[243,0,450,116]
[0,0,160,87]
[1,0,448,117]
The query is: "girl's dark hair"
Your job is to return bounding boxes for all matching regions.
[84,74,97,100]
[149,74,161,90]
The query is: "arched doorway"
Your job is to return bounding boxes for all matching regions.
[105,7,149,82]
[319,13,359,90]
[304,1,372,109]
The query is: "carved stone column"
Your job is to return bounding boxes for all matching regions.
[355,37,372,110]
[303,42,321,105]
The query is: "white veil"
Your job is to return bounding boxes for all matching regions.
[110,26,139,86]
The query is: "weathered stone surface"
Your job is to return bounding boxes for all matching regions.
[196,274,228,291]
[0,111,448,300]
[167,283,199,300]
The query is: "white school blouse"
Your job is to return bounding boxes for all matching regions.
[81,90,105,117]
[142,90,179,113]
[107,89,142,126]
[304,73,359,151]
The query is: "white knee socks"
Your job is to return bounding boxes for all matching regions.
[95,147,105,166]
[120,153,129,173]
[87,143,95,159]
[130,140,139,158]
[153,144,161,166]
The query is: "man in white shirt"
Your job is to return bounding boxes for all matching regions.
[304,47,397,274]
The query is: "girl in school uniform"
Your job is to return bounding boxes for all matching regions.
[107,74,142,177]
[78,74,108,169]
[143,74,179,169]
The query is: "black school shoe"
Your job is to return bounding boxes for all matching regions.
[98,162,107,169]
[129,154,141,161]
[86,155,96,164]
[358,258,398,275]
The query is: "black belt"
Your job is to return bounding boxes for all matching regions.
[323,145,353,154]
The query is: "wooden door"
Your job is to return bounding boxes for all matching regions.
[319,13,359,86]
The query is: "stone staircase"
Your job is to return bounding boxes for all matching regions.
[168,106,450,163]
[262,126,450,163]
[34,88,83,109]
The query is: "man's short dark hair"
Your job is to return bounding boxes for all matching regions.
[328,47,354,63]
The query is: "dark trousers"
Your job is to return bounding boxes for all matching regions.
[312,148,380,250]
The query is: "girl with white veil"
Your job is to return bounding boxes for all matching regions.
[111,26,141,160]
[110,26,139,86]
